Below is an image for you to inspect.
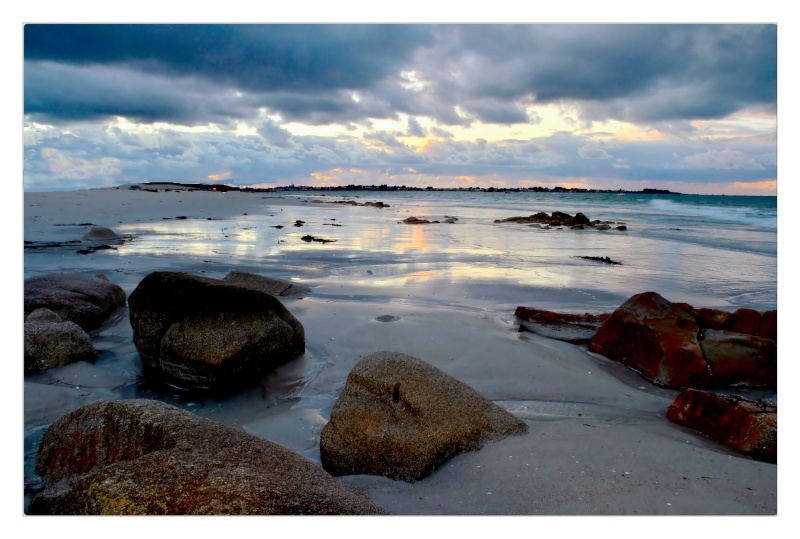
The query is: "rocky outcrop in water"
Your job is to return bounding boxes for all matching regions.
[666,389,776,463]
[128,271,305,394]
[494,211,623,229]
[24,273,127,332]
[588,292,776,389]
[320,351,528,482]
[30,399,387,515]
[24,308,99,374]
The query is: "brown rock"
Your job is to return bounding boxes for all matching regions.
[589,292,710,388]
[320,351,527,482]
[700,330,776,388]
[24,273,127,331]
[31,399,387,515]
[758,310,777,341]
[730,308,761,335]
[128,272,305,394]
[666,389,776,463]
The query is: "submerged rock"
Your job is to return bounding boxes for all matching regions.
[81,226,122,242]
[24,273,127,331]
[320,351,528,482]
[666,389,776,463]
[128,271,305,394]
[31,399,387,515]
[222,270,311,297]
[24,308,99,374]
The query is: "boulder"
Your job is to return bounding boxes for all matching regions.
[320,351,527,482]
[589,292,709,388]
[572,212,590,225]
[589,292,776,390]
[24,308,99,374]
[24,273,127,331]
[666,389,776,463]
[730,308,762,335]
[128,272,305,394]
[30,399,387,515]
[758,310,777,341]
[694,307,733,330]
[699,330,776,387]
[515,306,609,343]
[222,270,311,297]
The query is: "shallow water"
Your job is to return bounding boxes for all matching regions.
[22,189,777,514]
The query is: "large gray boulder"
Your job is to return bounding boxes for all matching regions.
[24,308,99,374]
[30,399,387,515]
[128,271,305,394]
[320,351,528,482]
[24,273,127,331]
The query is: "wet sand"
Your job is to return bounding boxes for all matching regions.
[19,185,780,527]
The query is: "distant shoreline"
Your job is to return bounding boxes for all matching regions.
[119,181,681,196]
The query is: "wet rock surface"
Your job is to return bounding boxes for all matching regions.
[128,271,305,394]
[24,273,127,332]
[666,389,776,463]
[320,351,528,482]
[24,308,99,374]
[589,292,776,389]
[31,399,388,515]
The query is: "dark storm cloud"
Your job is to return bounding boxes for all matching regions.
[432,24,776,123]
[24,24,432,125]
[24,24,432,93]
[24,24,776,127]
[24,61,260,125]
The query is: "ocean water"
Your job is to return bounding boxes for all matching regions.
[22,189,778,512]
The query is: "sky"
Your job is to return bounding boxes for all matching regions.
[21,20,779,195]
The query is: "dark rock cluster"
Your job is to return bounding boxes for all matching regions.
[495,211,626,230]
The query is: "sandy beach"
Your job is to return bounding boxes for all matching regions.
[20,185,779,525]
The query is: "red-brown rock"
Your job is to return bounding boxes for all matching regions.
[695,308,734,331]
[699,330,776,387]
[666,389,776,463]
[730,308,761,335]
[589,292,710,388]
[758,310,777,341]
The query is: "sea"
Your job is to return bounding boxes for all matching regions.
[22,189,778,512]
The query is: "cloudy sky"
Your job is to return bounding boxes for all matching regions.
[23,23,777,194]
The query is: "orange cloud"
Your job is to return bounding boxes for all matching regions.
[207,171,232,181]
